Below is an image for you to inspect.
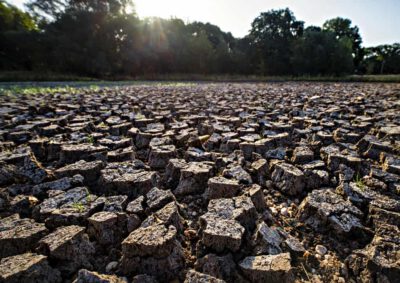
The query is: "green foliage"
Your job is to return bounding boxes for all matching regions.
[322,17,363,70]
[0,2,399,77]
[249,8,304,75]
[354,174,366,191]
[135,112,145,120]
[0,85,81,96]
[0,1,39,70]
[26,0,133,20]
[0,70,95,81]
[362,44,400,74]
[0,0,37,32]
[86,194,94,202]
[291,29,354,75]
[86,135,94,144]
[71,202,85,213]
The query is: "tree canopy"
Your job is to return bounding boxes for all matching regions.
[0,1,399,77]
[323,17,363,71]
[249,8,304,75]
[0,0,37,31]
[291,28,354,76]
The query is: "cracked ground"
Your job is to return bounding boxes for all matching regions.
[0,82,399,283]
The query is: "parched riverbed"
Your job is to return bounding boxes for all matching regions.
[0,82,399,282]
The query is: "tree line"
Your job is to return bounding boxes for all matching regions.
[1,0,399,78]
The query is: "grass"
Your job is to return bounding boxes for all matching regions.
[135,113,146,120]
[133,73,400,83]
[1,73,399,96]
[354,173,366,190]
[0,71,95,82]
[86,194,93,202]
[29,152,55,178]
[0,84,102,96]
[1,70,400,84]
[301,263,312,282]
[1,86,76,96]
[0,81,196,96]
[86,135,95,144]
[71,202,85,213]
[347,74,400,83]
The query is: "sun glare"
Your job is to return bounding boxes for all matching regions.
[135,0,199,20]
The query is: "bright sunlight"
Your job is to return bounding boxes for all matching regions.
[135,0,212,21]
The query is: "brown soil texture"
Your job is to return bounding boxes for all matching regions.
[0,82,399,283]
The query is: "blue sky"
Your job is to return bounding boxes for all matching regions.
[9,0,400,47]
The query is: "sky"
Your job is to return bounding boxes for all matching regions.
[9,0,400,47]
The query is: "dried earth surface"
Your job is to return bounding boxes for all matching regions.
[0,82,399,282]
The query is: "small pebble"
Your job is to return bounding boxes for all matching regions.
[270,207,278,215]
[280,207,289,216]
[316,244,328,255]
[105,261,118,273]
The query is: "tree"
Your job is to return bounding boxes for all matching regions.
[362,44,400,74]
[2,1,393,77]
[0,1,40,70]
[26,0,132,20]
[249,8,304,75]
[233,36,256,74]
[186,30,214,74]
[26,0,67,20]
[291,28,354,75]
[24,0,140,76]
[323,17,363,71]
[187,22,236,73]
[0,0,37,31]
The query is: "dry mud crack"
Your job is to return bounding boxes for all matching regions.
[0,82,399,282]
